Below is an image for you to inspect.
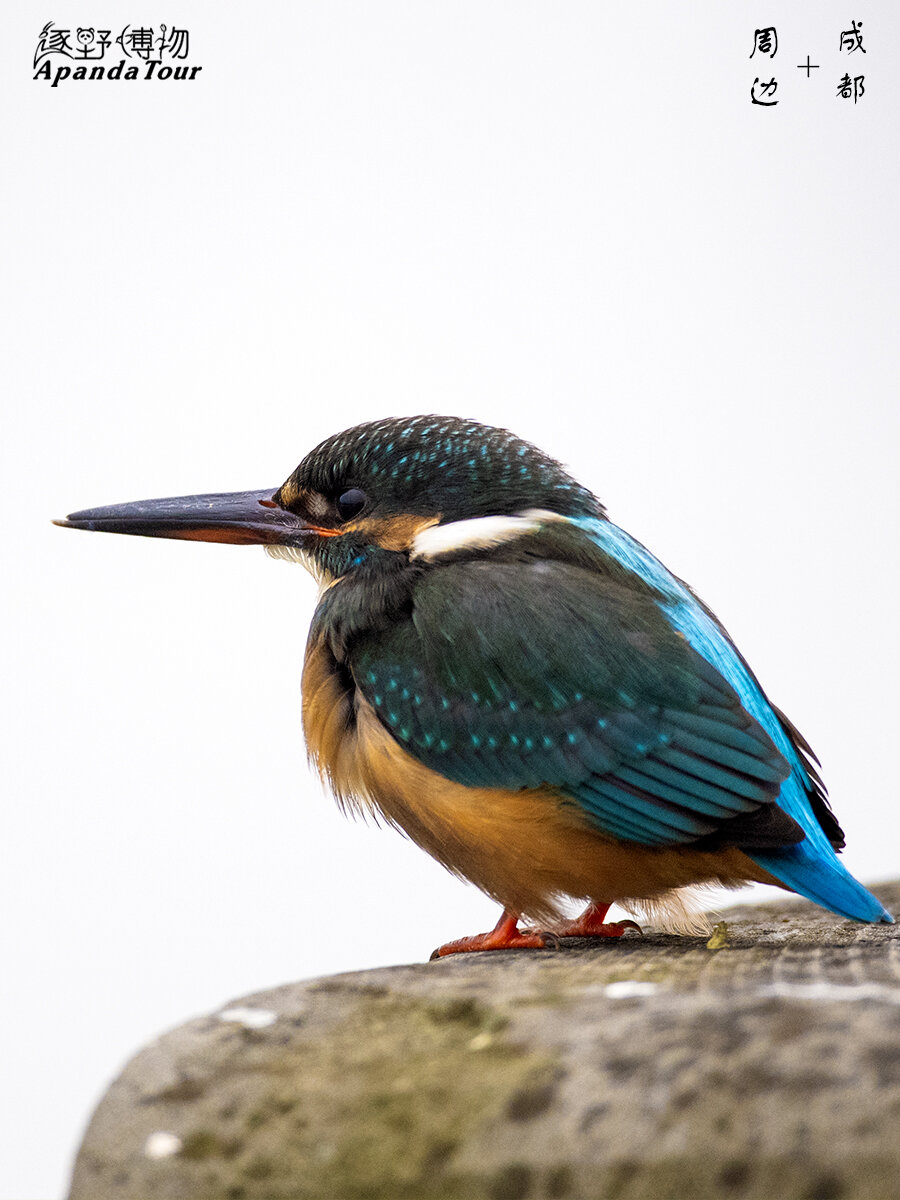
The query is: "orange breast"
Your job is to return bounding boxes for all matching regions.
[301,637,773,922]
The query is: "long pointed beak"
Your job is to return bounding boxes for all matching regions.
[54,489,317,547]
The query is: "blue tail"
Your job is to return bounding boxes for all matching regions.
[751,842,893,924]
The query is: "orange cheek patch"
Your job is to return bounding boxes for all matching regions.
[346,514,439,552]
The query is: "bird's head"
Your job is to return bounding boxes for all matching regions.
[57,415,604,580]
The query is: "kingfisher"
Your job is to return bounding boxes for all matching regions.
[57,415,892,954]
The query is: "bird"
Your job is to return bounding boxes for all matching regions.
[57,414,893,955]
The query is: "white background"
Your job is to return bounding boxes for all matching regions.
[3,4,898,1197]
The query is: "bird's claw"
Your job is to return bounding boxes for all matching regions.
[553,908,644,940]
[430,911,556,959]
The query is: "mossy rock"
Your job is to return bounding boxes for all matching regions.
[69,882,900,1200]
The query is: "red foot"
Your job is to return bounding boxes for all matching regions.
[554,902,642,940]
[430,909,551,960]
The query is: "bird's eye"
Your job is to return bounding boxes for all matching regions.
[336,488,367,521]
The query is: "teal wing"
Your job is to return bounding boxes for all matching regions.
[347,559,800,849]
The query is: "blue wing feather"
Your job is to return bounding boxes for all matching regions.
[579,517,892,923]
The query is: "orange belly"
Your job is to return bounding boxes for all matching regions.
[302,639,774,922]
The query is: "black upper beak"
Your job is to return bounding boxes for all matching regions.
[54,489,316,547]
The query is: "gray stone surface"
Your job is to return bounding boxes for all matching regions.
[69,883,900,1200]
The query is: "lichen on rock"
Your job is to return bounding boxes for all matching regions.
[69,882,900,1200]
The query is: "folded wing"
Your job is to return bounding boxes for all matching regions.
[349,558,801,851]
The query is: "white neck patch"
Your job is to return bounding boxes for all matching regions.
[410,509,566,562]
